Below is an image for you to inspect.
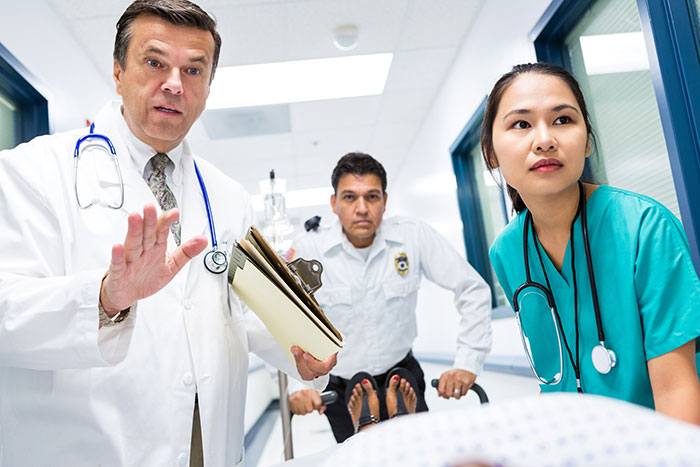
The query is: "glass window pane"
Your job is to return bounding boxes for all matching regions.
[469,143,508,306]
[564,0,681,219]
[0,92,18,151]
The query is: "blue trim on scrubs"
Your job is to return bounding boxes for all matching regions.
[490,185,700,408]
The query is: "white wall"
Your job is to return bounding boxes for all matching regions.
[0,1,114,132]
[387,0,552,361]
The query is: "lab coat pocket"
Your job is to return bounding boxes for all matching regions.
[315,286,354,336]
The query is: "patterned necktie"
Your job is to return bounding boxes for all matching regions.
[147,153,181,246]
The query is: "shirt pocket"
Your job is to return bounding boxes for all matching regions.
[383,277,421,300]
[315,286,354,336]
[381,277,421,327]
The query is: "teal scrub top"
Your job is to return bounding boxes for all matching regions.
[490,185,700,408]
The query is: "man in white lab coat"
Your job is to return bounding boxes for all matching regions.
[287,152,492,442]
[0,1,335,465]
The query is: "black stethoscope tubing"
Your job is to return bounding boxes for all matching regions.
[513,181,616,391]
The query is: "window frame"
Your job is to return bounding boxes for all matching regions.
[450,96,509,308]
[531,0,700,273]
[0,42,49,145]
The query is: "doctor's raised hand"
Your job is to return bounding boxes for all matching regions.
[99,204,208,318]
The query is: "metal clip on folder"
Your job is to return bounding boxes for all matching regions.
[227,226,342,363]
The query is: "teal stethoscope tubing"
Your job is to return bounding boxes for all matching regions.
[73,124,228,274]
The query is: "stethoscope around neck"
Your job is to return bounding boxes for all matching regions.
[73,123,228,275]
[512,181,616,391]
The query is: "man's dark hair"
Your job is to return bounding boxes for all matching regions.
[331,152,388,193]
[114,0,222,82]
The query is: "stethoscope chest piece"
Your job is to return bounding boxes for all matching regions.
[591,344,617,374]
[204,249,228,274]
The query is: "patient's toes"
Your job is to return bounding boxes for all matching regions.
[348,384,363,425]
[399,379,417,414]
[386,374,399,418]
[361,379,380,418]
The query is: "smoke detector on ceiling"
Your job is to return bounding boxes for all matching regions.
[333,25,359,51]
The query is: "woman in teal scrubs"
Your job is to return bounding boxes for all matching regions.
[483,63,700,424]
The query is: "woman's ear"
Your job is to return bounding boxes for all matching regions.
[488,152,500,169]
[585,135,592,158]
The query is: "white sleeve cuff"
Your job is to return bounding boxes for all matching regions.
[453,348,487,375]
[97,304,137,366]
[312,374,329,392]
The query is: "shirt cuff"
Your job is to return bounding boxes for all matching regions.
[453,348,487,375]
[312,374,329,392]
[97,310,136,365]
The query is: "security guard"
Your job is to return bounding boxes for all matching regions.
[287,152,493,442]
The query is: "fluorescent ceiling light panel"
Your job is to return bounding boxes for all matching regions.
[251,187,333,212]
[207,53,393,109]
[579,32,649,75]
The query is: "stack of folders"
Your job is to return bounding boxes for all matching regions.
[228,225,343,363]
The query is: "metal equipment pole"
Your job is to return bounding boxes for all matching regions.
[278,370,294,460]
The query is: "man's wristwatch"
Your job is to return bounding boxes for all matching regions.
[98,271,130,327]
[98,301,130,327]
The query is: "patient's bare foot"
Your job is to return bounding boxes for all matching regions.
[386,374,417,418]
[348,379,380,433]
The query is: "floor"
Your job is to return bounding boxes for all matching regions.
[250,362,539,466]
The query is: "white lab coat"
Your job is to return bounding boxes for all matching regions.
[0,102,309,466]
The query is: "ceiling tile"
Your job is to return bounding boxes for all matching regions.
[398,0,483,50]
[377,90,434,124]
[383,48,455,92]
[285,0,408,60]
[193,132,294,171]
[292,126,374,159]
[290,96,381,132]
[212,3,290,66]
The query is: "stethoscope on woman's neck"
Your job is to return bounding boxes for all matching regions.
[516,180,616,392]
[73,123,229,275]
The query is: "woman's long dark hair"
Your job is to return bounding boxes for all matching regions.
[480,63,597,213]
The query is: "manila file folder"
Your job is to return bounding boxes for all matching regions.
[228,225,343,363]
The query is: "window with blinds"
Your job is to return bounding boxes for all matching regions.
[563,0,681,219]
[0,91,18,151]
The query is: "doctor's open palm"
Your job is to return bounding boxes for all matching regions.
[100,205,208,315]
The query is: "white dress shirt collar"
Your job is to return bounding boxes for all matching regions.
[111,101,185,182]
[322,217,405,264]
